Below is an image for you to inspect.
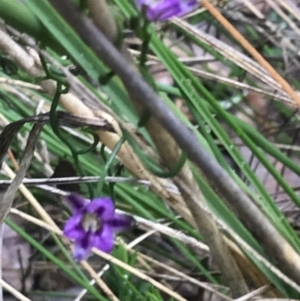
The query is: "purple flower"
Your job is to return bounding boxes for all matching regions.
[63,194,133,261]
[136,0,198,21]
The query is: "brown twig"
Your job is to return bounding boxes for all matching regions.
[7,148,19,170]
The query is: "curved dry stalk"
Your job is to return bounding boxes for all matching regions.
[86,0,248,296]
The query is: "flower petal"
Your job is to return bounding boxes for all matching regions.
[149,0,181,20]
[93,224,114,253]
[66,194,89,213]
[86,197,115,220]
[137,0,197,21]
[136,0,155,5]
[73,233,94,261]
[106,214,134,232]
[179,0,198,15]
[148,5,181,20]
[64,213,85,240]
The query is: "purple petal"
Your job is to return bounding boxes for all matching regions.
[148,5,181,20]
[66,194,89,213]
[73,233,94,261]
[147,0,181,20]
[86,197,115,220]
[64,213,85,240]
[136,0,197,21]
[140,0,181,21]
[92,224,114,253]
[179,0,198,15]
[106,214,134,232]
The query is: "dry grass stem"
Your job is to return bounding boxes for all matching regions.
[0,27,194,225]
[0,77,42,90]
[73,231,157,301]
[2,1,300,299]
[0,279,32,301]
[233,284,272,301]
[129,49,295,105]
[137,252,231,300]
[201,0,300,106]
[9,207,188,301]
[2,164,119,301]
[85,0,248,296]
